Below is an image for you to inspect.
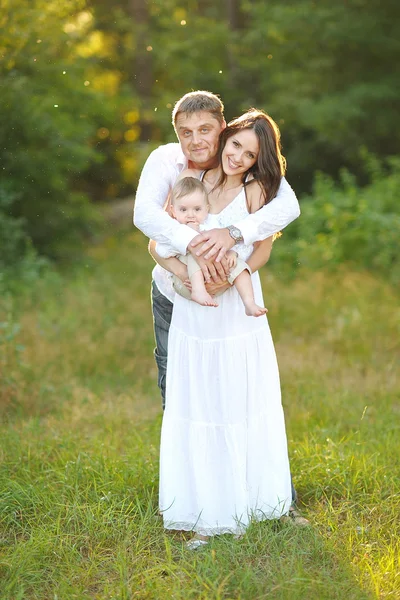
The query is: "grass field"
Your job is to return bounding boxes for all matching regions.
[0,230,399,599]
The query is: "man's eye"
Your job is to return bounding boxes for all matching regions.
[183,131,191,137]
[201,128,209,133]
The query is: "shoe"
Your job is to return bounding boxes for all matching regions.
[286,506,310,526]
[186,538,209,550]
[281,507,310,526]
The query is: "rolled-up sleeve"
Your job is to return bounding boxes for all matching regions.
[155,241,179,259]
[234,177,300,245]
[133,146,197,255]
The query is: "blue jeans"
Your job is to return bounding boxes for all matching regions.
[151,281,173,410]
[150,280,297,503]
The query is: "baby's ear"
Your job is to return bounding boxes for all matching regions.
[168,201,175,218]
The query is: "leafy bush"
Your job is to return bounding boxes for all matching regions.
[0,1,114,264]
[0,184,30,268]
[274,156,400,283]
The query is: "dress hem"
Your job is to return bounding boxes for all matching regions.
[163,509,291,536]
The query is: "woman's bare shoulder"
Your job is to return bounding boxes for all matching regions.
[177,168,202,181]
[245,179,264,213]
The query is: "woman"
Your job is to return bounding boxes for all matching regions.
[151,109,292,548]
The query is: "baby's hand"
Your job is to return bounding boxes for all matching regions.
[226,250,238,269]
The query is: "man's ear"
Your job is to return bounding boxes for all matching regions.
[221,118,227,131]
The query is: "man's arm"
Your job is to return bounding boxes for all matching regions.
[148,240,189,284]
[133,146,197,256]
[190,177,300,261]
[236,177,300,244]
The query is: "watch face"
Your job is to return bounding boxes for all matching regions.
[230,226,242,241]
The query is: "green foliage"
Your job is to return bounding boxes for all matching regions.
[0,1,113,262]
[0,184,30,267]
[113,0,400,187]
[273,157,400,283]
[1,0,400,269]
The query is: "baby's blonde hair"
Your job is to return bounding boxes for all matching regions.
[170,177,208,205]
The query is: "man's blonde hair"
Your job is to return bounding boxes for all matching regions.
[170,177,208,205]
[172,91,224,128]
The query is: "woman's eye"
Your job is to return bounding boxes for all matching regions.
[233,141,239,147]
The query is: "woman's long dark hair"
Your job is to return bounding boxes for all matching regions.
[214,109,286,206]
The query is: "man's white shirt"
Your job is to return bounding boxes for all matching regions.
[133,142,300,302]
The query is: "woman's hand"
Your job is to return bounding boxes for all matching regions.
[205,280,232,296]
[187,245,230,283]
[173,263,189,283]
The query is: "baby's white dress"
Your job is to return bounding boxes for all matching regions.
[159,187,292,536]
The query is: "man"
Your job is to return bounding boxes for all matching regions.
[134,90,308,524]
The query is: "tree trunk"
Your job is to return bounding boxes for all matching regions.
[130,0,153,142]
[225,0,242,90]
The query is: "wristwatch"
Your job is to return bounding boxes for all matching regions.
[227,225,244,244]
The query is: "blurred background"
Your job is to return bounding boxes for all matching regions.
[1,0,399,280]
[1,6,399,596]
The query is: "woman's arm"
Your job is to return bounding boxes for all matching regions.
[148,240,189,283]
[246,237,273,273]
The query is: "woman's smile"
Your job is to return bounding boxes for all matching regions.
[227,156,241,170]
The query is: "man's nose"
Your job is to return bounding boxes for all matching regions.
[192,131,200,145]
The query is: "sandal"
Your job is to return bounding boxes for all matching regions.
[186,538,209,550]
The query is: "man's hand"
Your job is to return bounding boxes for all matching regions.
[190,228,236,262]
[187,245,230,283]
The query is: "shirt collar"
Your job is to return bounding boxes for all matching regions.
[176,146,188,168]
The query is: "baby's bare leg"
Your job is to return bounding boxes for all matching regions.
[234,271,267,317]
[191,270,218,307]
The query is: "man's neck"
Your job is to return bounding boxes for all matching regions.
[187,157,219,170]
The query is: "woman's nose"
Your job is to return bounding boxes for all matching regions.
[232,150,241,163]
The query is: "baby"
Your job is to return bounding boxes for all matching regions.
[167,177,267,317]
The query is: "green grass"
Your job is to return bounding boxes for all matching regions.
[0,231,399,599]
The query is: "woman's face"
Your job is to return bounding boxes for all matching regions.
[221,128,259,176]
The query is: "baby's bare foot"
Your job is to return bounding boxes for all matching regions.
[245,303,268,317]
[191,290,218,307]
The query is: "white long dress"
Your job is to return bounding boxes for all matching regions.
[159,188,292,536]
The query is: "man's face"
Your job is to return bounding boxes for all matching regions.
[175,111,225,168]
